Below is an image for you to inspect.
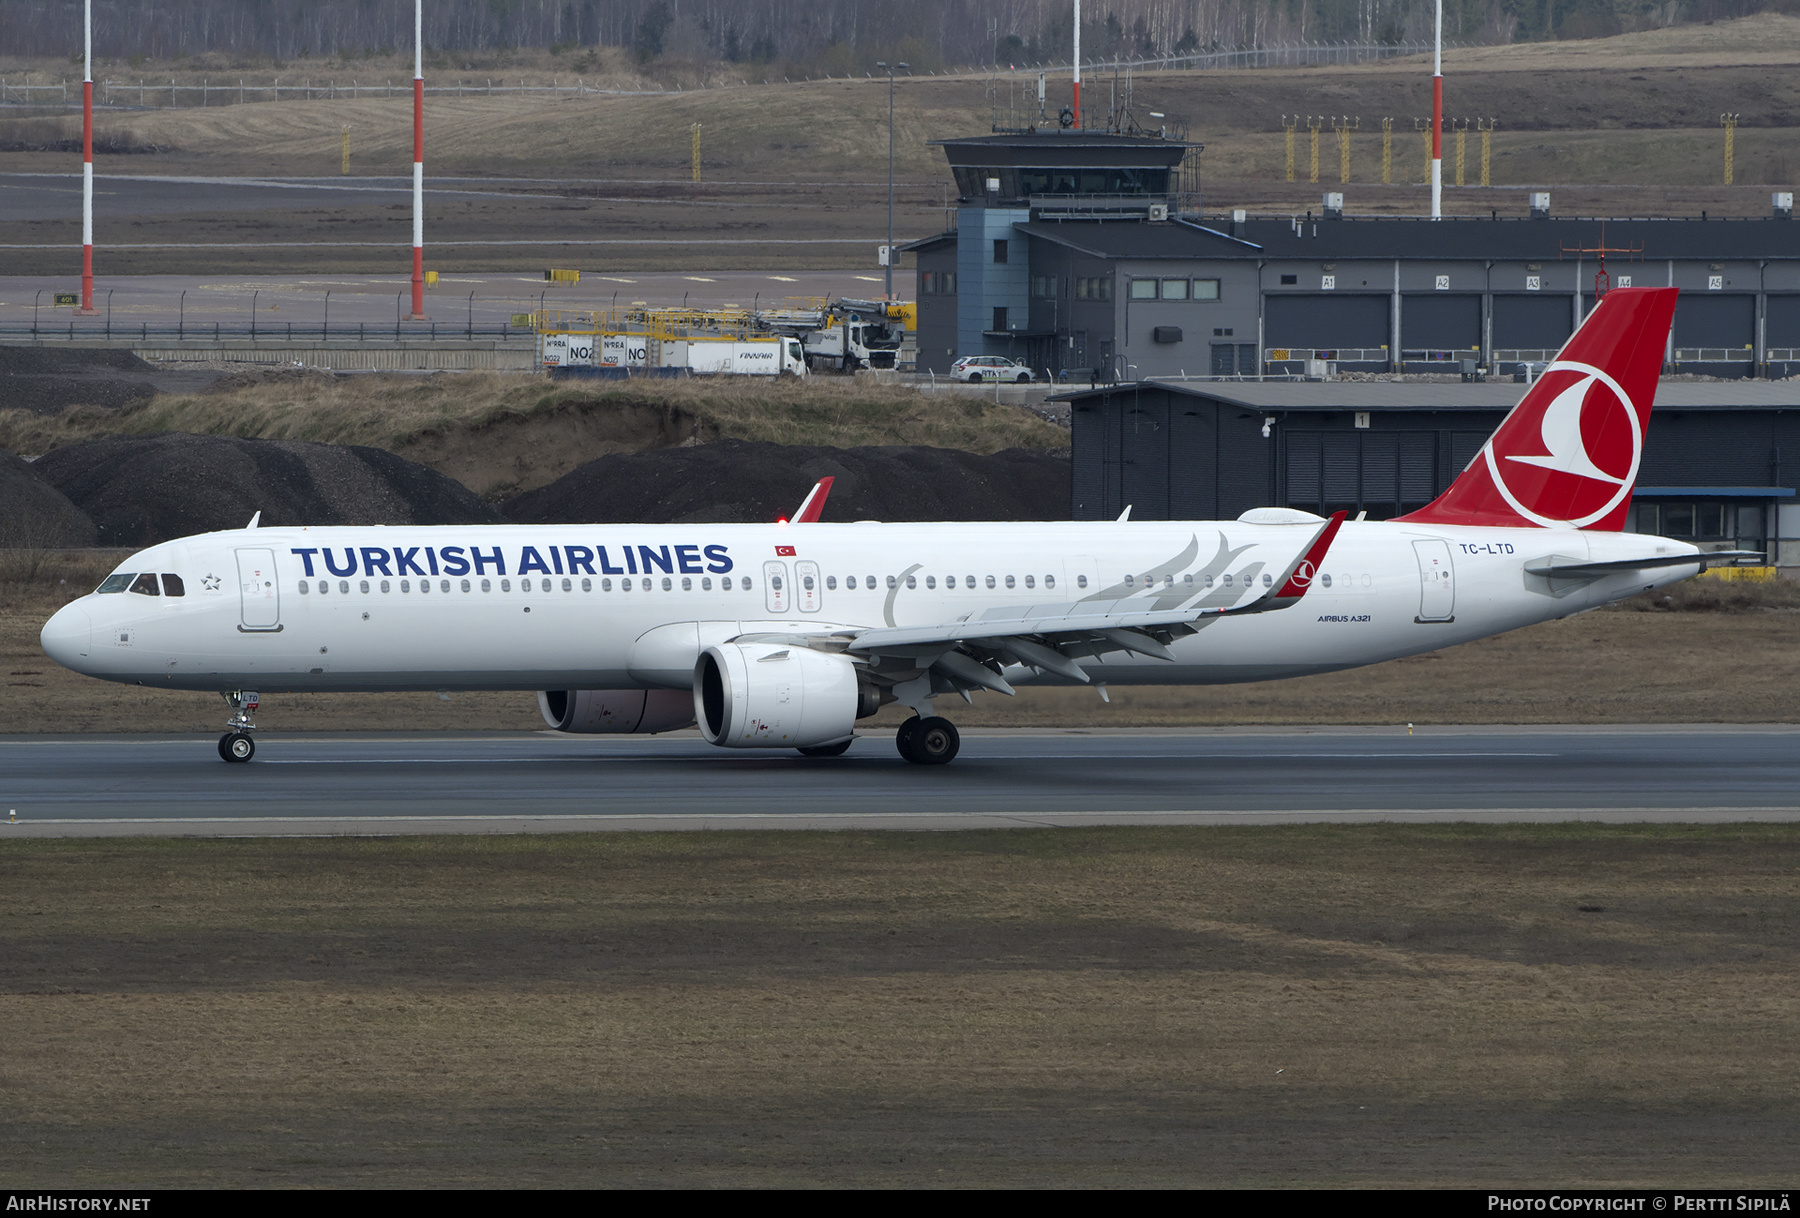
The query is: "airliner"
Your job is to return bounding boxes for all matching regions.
[39,287,1745,765]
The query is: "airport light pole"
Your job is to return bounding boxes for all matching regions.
[1431,0,1443,219]
[409,0,427,319]
[1072,0,1082,129]
[875,60,909,301]
[77,0,96,314]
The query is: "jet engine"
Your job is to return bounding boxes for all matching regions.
[538,688,696,734]
[694,642,876,749]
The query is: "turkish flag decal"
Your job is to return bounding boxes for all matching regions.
[775,545,796,557]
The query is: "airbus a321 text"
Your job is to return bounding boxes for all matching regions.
[40,288,1752,765]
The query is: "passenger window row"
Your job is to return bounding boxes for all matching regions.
[297,574,757,596]
[290,572,1096,599]
[1121,572,1366,589]
[822,573,1075,591]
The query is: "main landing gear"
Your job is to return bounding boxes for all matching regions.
[218,690,259,763]
[896,715,960,765]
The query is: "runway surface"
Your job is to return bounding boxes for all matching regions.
[0,269,891,331]
[0,173,901,225]
[4,726,1798,836]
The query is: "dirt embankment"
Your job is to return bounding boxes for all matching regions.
[33,433,500,546]
[503,439,1069,525]
[0,362,1070,499]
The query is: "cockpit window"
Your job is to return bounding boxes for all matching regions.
[97,574,132,594]
[128,573,160,596]
[161,574,186,597]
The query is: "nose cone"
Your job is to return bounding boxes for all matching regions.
[40,602,92,672]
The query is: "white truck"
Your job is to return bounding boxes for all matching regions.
[541,332,806,377]
[798,301,906,372]
[657,337,808,376]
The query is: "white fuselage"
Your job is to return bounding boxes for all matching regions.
[40,518,1701,695]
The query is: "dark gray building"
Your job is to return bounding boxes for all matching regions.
[1063,380,1800,569]
[906,131,1800,381]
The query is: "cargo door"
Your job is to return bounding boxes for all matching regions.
[1412,539,1455,623]
[236,548,282,632]
[795,560,821,612]
[763,560,790,613]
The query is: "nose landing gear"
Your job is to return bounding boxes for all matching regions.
[218,690,260,763]
[896,715,960,765]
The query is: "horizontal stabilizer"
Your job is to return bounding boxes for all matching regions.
[1524,550,1763,578]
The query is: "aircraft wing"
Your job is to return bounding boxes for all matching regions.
[829,511,1346,693]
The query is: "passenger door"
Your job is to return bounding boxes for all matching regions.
[1412,539,1455,623]
[236,548,281,632]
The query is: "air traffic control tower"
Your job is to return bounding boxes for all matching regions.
[909,131,1194,373]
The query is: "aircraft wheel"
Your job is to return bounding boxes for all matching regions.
[798,739,853,757]
[909,717,960,765]
[895,716,921,762]
[219,731,256,763]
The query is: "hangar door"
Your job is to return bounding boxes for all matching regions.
[1673,294,1755,361]
[1491,295,1572,355]
[1400,295,1481,356]
[1766,296,1800,352]
[1264,295,1390,354]
[1285,431,1438,519]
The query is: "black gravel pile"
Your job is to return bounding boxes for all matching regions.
[0,346,163,415]
[0,450,97,548]
[33,433,501,546]
[503,439,1071,524]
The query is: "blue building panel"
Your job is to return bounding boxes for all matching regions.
[955,206,1030,356]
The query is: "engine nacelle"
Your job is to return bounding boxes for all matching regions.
[538,688,696,734]
[694,642,870,749]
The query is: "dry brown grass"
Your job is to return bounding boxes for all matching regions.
[0,371,1070,499]
[1,825,1795,1185]
[9,15,1800,185]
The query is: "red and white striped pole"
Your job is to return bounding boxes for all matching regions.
[1071,0,1081,129]
[409,0,426,319]
[1430,0,1443,219]
[78,0,96,314]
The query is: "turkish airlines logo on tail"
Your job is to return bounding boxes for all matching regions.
[1483,360,1643,528]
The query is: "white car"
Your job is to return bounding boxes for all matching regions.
[951,355,1033,383]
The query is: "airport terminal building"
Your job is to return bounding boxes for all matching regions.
[907,128,1800,571]
[906,132,1800,382]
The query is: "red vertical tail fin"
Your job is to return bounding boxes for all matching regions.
[1397,286,1677,531]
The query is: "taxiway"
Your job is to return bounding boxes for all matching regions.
[4,725,1796,836]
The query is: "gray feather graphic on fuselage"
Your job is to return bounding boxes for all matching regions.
[1079,532,1261,617]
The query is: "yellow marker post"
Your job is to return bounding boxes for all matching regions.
[1453,119,1469,188]
[1332,116,1358,184]
[1282,115,1298,183]
[340,124,352,175]
[691,121,702,183]
[1477,118,1496,188]
[1722,113,1739,186]
[1381,118,1393,185]
[1307,116,1322,184]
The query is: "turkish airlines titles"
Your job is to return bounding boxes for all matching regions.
[285,542,738,581]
